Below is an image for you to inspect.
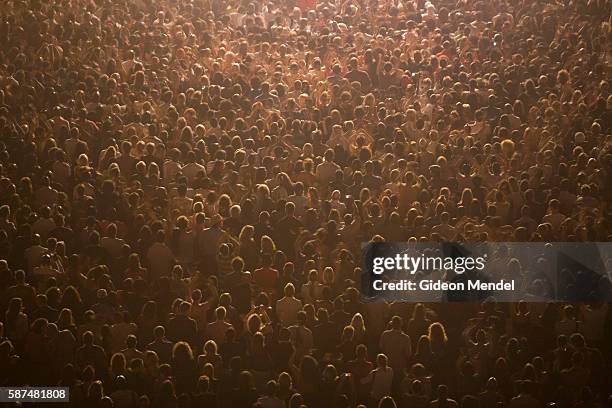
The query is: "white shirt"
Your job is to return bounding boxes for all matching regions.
[276,296,303,326]
[300,282,323,304]
[163,160,182,184]
[362,366,394,401]
[379,329,412,371]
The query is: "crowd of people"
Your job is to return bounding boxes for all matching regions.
[0,0,611,407]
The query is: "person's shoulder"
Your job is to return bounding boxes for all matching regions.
[275,296,291,308]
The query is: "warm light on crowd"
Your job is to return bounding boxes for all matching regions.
[0,0,610,406]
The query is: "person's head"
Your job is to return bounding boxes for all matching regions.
[379,396,397,408]
[57,308,74,326]
[219,292,231,307]
[289,392,304,408]
[376,353,388,368]
[342,324,355,341]
[159,379,176,399]
[144,351,159,370]
[570,333,586,349]
[356,343,367,359]
[296,310,307,326]
[178,301,191,315]
[191,288,203,304]
[260,235,276,253]
[284,282,296,297]
[260,379,277,398]
[238,370,254,391]
[15,269,26,284]
[437,384,449,399]
[215,306,226,321]
[391,315,403,330]
[30,317,48,334]
[172,341,194,362]
[428,322,448,345]
[88,380,104,400]
[278,371,292,390]
[285,201,295,216]
[126,334,137,348]
[111,353,127,375]
[324,149,334,162]
[36,293,48,307]
[128,253,141,269]
[82,331,94,345]
[239,225,254,242]
[195,374,210,394]
[203,340,217,356]
[350,313,364,330]
[231,256,244,273]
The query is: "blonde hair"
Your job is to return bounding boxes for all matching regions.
[350,313,365,331]
[260,235,276,253]
[239,225,255,242]
[428,322,448,348]
[501,139,515,156]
